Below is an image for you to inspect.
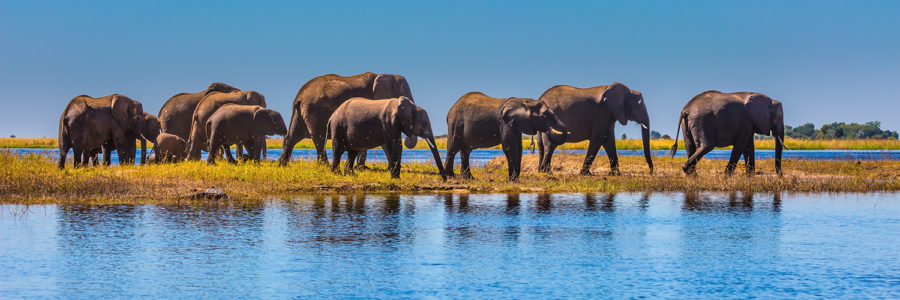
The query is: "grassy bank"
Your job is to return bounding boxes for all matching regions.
[1,151,896,204]
[5,137,899,150]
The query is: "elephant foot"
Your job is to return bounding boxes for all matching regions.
[579,169,592,176]
[355,164,370,170]
[607,169,621,176]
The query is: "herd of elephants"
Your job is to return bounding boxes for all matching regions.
[58,72,785,181]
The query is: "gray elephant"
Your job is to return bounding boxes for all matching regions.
[93,112,161,166]
[158,82,240,140]
[58,94,146,168]
[206,104,287,165]
[670,91,784,176]
[278,72,414,166]
[152,132,187,163]
[186,90,267,160]
[536,83,653,175]
[326,96,445,180]
[445,92,568,181]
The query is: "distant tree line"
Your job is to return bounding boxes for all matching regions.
[785,122,898,139]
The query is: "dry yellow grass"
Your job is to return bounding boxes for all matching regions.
[1,151,896,204]
[8,137,898,150]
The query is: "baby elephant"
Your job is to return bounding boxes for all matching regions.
[206,104,287,165]
[327,96,445,180]
[153,132,187,163]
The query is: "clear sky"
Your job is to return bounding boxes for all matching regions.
[2,1,898,138]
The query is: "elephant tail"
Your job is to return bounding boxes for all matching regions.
[669,115,683,157]
[325,117,332,141]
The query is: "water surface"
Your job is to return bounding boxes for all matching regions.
[1,192,898,298]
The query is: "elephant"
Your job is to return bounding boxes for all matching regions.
[326,96,445,180]
[278,72,414,166]
[86,112,161,166]
[158,82,240,140]
[536,83,653,176]
[152,132,187,163]
[185,90,267,160]
[669,90,784,176]
[57,94,146,168]
[206,104,287,165]
[444,92,568,181]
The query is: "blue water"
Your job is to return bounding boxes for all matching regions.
[9,148,900,167]
[1,192,898,298]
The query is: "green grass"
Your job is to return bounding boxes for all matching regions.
[1,150,897,204]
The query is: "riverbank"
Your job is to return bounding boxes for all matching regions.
[1,151,897,204]
[3,137,899,150]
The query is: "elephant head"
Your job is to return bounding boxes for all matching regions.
[254,108,288,137]
[372,74,413,101]
[244,91,267,107]
[393,97,446,180]
[600,83,654,173]
[110,94,144,133]
[500,99,569,144]
[745,94,784,175]
[140,113,161,143]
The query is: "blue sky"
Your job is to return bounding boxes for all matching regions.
[2,1,898,138]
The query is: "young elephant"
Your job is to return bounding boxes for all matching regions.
[445,92,568,181]
[670,90,784,176]
[327,96,445,180]
[206,104,287,165]
[153,132,187,163]
[87,112,161,166]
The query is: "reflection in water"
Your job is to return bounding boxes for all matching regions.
[1,192,898,298]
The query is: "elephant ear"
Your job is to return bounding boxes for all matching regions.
[745,94,772,135]
[111,94,141,131]
[600,83,629,125]
[500,100,538,135]
[392,97,416,135]
[372,74,398,99]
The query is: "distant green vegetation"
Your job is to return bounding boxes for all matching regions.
[786,122,898,139]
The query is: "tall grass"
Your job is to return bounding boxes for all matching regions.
[5,137,899,150]
[1,150,896,204]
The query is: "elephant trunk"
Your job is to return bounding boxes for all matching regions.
[774,125,784,176]
[424,134,446,181]
[546,114,568,145]
[641,123,654,174]
[140,138,147,166]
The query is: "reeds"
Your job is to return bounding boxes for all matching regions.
[1,150,896,204]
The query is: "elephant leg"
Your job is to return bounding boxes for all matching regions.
[206,136,221,165]
[539,135,558,173]
[73,148,84,168]
[345,150,361,175]
[331,144,345,174]
[444,143,459,178]
[224,145,238,164]
[602,136,620,176]
[460,148,474,180]
[101,146,111,166]
[81,151,92,168]
[235,143,245,161]
[502,146,521,182]
[684,144,714,175]
[58,145,69,169]
[743,139,756,176]
[683,130,697,159]
[537,132,544,169]
[580,136,604,175]
[384,142,402,179]
[356,151,369,170]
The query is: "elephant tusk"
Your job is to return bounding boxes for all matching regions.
[550,128,564,135]
[640,123,649,130]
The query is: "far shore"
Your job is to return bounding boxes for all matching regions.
[2,137,899,151]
